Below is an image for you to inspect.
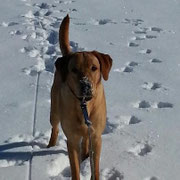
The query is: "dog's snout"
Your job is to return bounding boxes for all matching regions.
[79,77,93,99]
[80,77,91,87]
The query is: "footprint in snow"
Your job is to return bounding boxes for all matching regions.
[139,49,152,54]
[134,100,151,109]
[73,22,86,26]
[145,35,157,39]
[50,20,62,28]
[10,30,23,36]
[1,21,19,27]
[128,142,153,157]
[103,118,119,134]
[80,159,91,179]
[131,35,157,41]
[116,115,142,125]
[22,55,57,75]
[156,102,173,108]
[20,46,40,58]
[89,18,117,25]
[103,115,141,135]
[133,30,147,35]
[55,8,75,13]
[114,61,139,73]
[150,27,163,33]
[128,42,139,47]
[114,65,137,73]
[47,153,70,178]
[150,58,162,63]
[133,100,173,109]
[70,41,85,52]
[122,18,144,26]
[131,36,146,41]
[55,0,76,4]
[33,10,53,17]
[44,57,57,73]
[144,176,159,180]
[23,10,35,19]
[142,82,162,91]
[33,28,49,40]
[21,34,28,40]
[126,61,139,67]
[133,26,163,35]
[45,45,57,55]
[121,66,134,73]
[39,2,53,9]
[128,116,141,125]
[33,2,52,9]
[101,168,124,180]
[47,30,59,45]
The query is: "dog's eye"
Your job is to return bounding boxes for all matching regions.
[91,66,97,72]
[72,67,78,74]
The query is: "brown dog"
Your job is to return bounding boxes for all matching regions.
[47,15,112,180]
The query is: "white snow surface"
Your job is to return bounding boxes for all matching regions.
[0,0,180,179]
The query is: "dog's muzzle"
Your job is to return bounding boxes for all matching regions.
[79,77,93,101]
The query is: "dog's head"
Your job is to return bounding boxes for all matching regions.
[55,15,112,101]
[55,51,112,101]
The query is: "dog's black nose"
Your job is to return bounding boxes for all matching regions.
[80,77,92,100]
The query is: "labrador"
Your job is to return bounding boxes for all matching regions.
[47,14,112,180]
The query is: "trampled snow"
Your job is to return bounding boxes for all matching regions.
[0,0,180,179]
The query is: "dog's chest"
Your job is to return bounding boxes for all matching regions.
[61,115,88,137]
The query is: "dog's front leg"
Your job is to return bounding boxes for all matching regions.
[47,75,60,148]
[47,109,60,147]
[81,137,89,162]
[47,125,59,148]
[92,135,102,180]
[67,137,81,180]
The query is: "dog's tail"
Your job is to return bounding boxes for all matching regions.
[59,14,71,56]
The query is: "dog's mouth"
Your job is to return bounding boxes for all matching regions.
[78,77,93,102]
[76,86,93,101]
[68,81,93,102]
[77,96,93,102]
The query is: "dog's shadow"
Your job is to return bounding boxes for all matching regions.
[0,141,67,162]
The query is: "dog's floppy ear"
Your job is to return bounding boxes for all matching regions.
[92,51,113,81]
[55,56,70,82]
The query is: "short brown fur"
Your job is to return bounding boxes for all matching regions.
[47,15,112,180]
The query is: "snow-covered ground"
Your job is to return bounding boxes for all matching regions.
[0,0,180,179]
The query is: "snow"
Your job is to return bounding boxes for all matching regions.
[0,0,180,179]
